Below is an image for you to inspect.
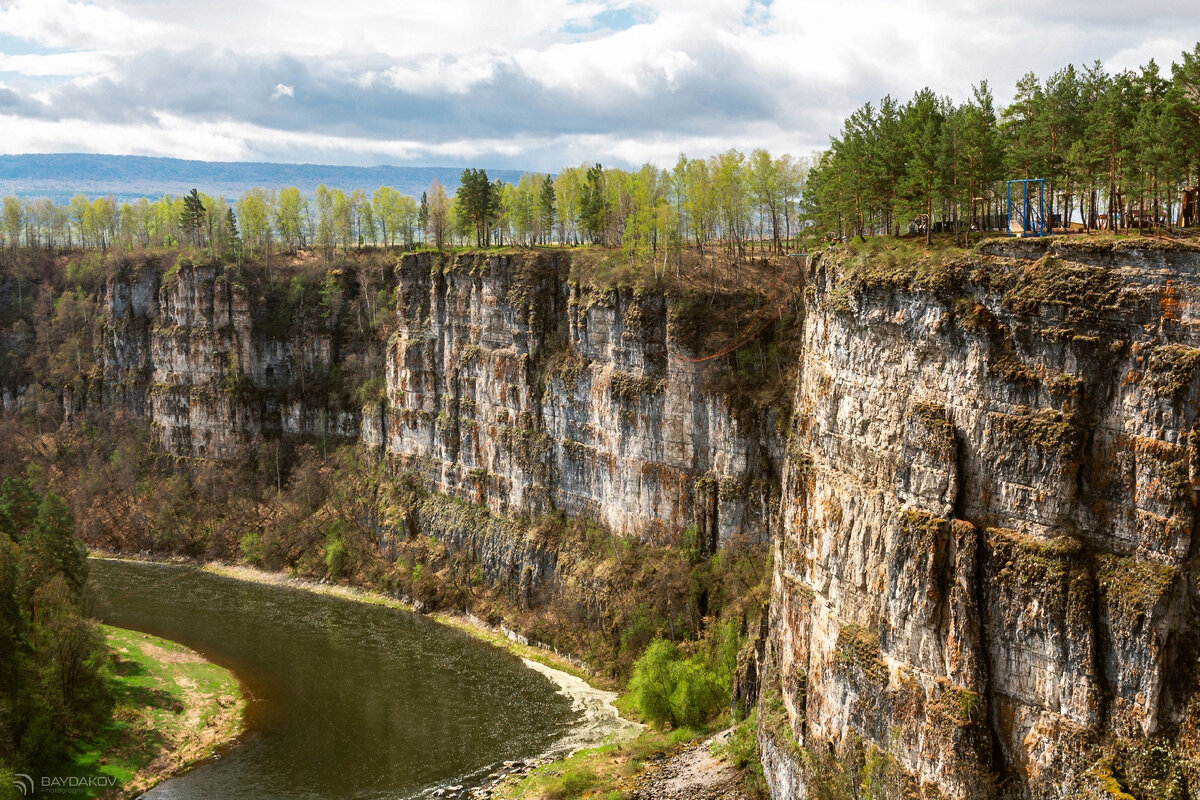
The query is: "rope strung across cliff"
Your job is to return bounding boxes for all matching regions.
[672,263,800,364]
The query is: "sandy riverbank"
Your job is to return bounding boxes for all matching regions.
[198,561,642,755]
[91,554,641,765]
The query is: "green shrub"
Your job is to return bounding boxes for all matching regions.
[325,534,348,579]
[355,376,387,405]
[628,620,741,729]
[551,766,598,799]
[239,530,263,565]
[669,656,727,727]
[629,639,678,725]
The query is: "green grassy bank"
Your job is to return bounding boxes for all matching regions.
[56,626,244,799]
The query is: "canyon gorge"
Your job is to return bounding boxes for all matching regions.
[5,237,1199,798]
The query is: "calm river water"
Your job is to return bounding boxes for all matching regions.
[89,558,579,800]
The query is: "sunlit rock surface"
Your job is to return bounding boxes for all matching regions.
[762,239,1200,799]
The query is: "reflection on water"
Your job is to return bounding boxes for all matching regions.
[90,558,578,800]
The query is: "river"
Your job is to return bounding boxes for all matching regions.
[90,558,581,800]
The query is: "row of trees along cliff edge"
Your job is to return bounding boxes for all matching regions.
[0,152,811,268]
[6,45,1200,263]
[810,43,1200,244]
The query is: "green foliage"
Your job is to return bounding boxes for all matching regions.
[550,765,598,799]
[239,530,264,566]
[580,164,606,244]
[628,620,741,729]
[457,168,500,247]
[355,376,387,405]
[629,639,678,725]
[325,532,348,579]
[179,189,205,248]
[0,477,111,777]
[319,270,345,321]
[810,46,1200,244]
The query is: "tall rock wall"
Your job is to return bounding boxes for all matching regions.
[98,252,785,546]
[102,259,361,458]
[92,240,1200,799]
[383,252,782,544]
[762,239,1200,800]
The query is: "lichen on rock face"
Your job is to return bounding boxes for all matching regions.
[834,623,887,685]
[98,249,787,546]
[1143,344,1200,401]
[763,239,1200,800]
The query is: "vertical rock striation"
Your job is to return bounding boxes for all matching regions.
[102,258,361,458]
[98,251,785,545]
[762,239,1200,799]
[383,252,782,545]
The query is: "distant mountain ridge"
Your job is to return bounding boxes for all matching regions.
[0,153,528,203]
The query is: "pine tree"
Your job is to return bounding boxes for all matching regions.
[539,174,556,244]
[224,206,240,257]
[456,168,497,247]
[581,164,608,245]
[901,88,946,244]
[418,192,429,245]
[179,188,205,248]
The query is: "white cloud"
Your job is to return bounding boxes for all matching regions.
[0,0,1198,169]
[0,51,111,78]
[371,50,508,96]
[0,0,173,51]
[1106,36,1195,74]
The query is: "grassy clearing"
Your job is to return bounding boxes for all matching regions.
[495,726,704,800]
[62,625,243,799]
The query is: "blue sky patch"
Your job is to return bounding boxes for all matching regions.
[563,4,656,34]
[0,33,50,56]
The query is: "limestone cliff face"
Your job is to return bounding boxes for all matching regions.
[761,239,1200,800]
[102,259,361,458]
[383,252,782,545]
[99,252,783,546]
[94,241,1200,798]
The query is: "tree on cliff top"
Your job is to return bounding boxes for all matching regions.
[581,163,609,245]
[900,88,945,245]
[425,179,450,251]
[179,188,205,249]
[457,168,498,247]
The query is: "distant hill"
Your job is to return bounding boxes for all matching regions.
[0,153,528,203]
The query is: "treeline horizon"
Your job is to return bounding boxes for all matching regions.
[809,43,1200,243]
[0,149,812,266]
[5,42,1200,263]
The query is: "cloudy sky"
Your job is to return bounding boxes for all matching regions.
[0,0,1198,171]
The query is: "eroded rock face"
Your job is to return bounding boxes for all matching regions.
[384,253,782,545]
[101,260,359,458]
[763,239,1200,799]
[96,241,1200,798]
[99,252,784,545]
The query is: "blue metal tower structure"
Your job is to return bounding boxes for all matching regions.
[1006,178,1047,237]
